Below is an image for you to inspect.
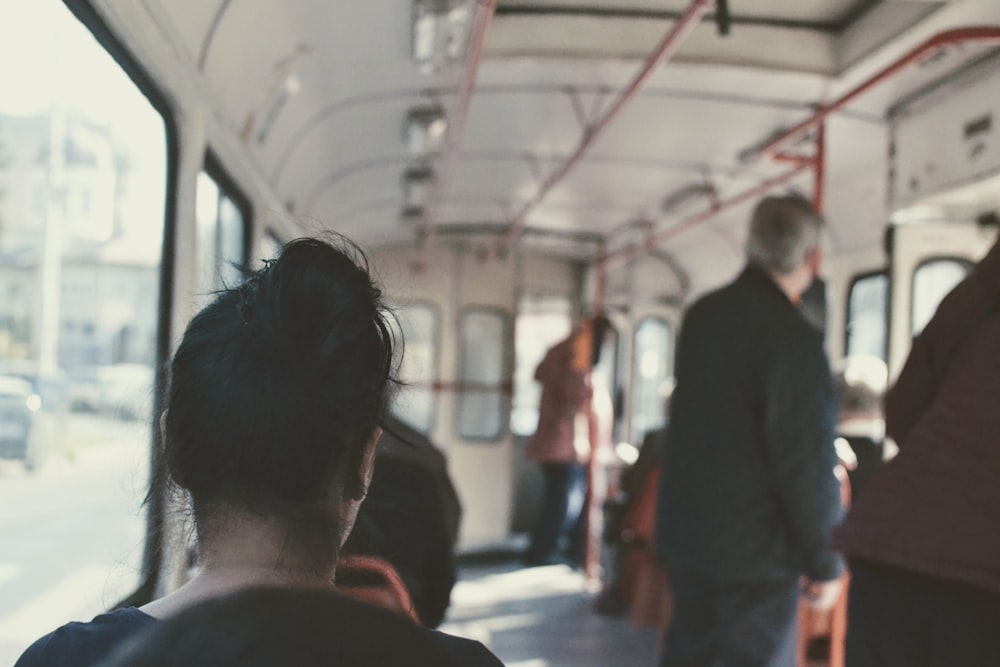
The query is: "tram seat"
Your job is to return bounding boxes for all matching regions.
[616,465,672,630]
[335,554,422,625]
[796,463,852,667]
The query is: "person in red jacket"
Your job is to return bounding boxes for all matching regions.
[835,232,1000,666]
[522,315,611,567]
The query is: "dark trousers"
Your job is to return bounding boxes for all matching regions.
[660,572,799,667]
[524,462,586,564]
[846,558,1000,667]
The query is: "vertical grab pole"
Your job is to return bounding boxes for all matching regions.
[813,121,826,215]
[584,242,608,583]
[823,112,848,667]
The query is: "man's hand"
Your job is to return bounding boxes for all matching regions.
[800,576,844,611]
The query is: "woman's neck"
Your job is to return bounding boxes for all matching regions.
[140,508,339,620]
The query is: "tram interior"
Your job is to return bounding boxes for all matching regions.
[2,1,1000,666]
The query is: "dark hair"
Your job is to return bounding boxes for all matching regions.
[99,587,454,667]
[162,236,398,552]
[590,314,613,366]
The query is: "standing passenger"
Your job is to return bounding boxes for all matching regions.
[522,315,611,568]
[835,234,1000,667]
[14,237,503,667]
[654,194,844,667]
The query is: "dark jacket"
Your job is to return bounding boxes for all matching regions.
[835,236,1000,593]
[655,266,843,584]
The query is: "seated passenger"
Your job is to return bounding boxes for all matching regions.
[340,414,461,627]
[14,237,503,667]
[99,587,454,667]
[833,356,887,500]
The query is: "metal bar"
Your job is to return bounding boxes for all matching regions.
[500,0,715,251]
[754,26,1000,161]
[603,163,812,271]
[593,241,608,314]
[813,121,826,214]
[418,0,498,256]
[600,26,1000,271]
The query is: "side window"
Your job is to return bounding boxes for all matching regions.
[510,295,572,437]
[257,231,284,267]
[195,158,250,297]
[845,271,888,361]
[391,303,439,433]
[0,2,170,661]
[458,308,509,441]
[911,258,971,337]
[630,317,672,443]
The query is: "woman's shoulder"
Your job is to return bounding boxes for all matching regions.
[14,608,156,667]
[428,629,505,667]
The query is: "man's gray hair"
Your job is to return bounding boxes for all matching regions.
[745,193,825,275]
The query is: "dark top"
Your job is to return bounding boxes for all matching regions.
[14,608,504,667]
[835,237,1000,593]
[654,266,843,584]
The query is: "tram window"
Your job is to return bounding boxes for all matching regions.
[0,1,169,662]
[391,303,439,433]
[911,258,971,337]
[458,308,508,441]
[630,318,672,443]
[845,271,888,361]
[258,230,284,267]
[510,296,572,437]
[195,160,249,298]
[593,324,619,430]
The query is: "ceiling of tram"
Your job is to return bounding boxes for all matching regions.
[142,0,1000,297]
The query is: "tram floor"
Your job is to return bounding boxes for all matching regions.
[441,548,661,667]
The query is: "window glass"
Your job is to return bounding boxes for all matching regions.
[258,231,284,267]
[458,309,507,441]
[391,304,439,433]
[846,272,888,360]
[195,168,247,299]
[0,3,167,662]
[911,258,970,336]
[630,318,671,443]
[510,296,572,437]
[593,325,619,440]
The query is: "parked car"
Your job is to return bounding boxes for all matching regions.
[70,364,155,422]
[0,375,47,471]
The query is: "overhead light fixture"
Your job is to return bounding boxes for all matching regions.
[403,104,447,156]
[412,0,470,74]
[402,164,435,210]
[400,206,426,225]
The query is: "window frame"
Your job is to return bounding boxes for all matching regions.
[629,315,673,443]
[61,0,181,607]
[456,305,511,443]
[391,299,442,435]
[909,256,973,337]
[843,268,889,361]
[201,150,253,283]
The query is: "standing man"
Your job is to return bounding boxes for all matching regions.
[654,194,844,666]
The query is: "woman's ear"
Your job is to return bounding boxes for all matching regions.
[348,427,381,501]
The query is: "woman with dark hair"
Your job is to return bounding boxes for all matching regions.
[15,237,503,667]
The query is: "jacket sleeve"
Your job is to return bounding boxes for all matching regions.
[761,330,844,582]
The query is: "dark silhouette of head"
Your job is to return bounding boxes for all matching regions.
[161,236,398,566]
[99,587,454,667]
